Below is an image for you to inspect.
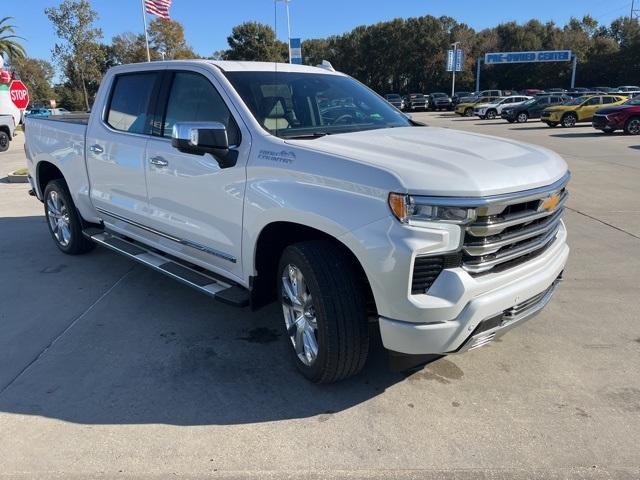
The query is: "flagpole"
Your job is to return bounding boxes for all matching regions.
[141,0,151,62]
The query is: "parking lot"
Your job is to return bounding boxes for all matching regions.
[1,114,639,479]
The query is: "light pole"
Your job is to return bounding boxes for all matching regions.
[276,0,292,63]
[450,42,460,97]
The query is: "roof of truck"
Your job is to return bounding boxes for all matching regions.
[114,59,341,75]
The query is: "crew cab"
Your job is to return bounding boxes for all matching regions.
[592,96,640,135]
[25,61,569,383]
[541,94,627,128]
[0,114,16,152]
[501,95,569,123]
[474,96,532,119]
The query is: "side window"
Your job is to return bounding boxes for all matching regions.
[602,96,617,104]
[163,72,239,145]
[539,97,550,105]
[585,97,601,106]
[106,73,157,134]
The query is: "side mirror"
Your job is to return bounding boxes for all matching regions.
[172,121,229,153]
[171,121,237,168]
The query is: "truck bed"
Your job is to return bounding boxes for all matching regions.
[31,113,90,125]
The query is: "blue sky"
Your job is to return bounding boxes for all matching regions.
[4,0,635,64]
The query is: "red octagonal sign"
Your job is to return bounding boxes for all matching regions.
[9,80,29,109]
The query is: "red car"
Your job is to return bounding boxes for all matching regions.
[592,96,640,134]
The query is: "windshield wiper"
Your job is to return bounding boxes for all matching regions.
[281,132,330,140]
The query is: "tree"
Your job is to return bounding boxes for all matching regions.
[45,0,104,111]
[110,32,150,64]
[0,17,26,61]
[148,18,196,59]
[223,22,287,62]
[11,58,54,106]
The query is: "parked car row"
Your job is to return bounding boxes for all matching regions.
[464,92,640,135]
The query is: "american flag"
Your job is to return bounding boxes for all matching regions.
[145,0,172,19]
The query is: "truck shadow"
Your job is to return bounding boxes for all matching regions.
[0,216,420,426]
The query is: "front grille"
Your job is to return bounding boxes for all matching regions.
[411,253,462,294]
[592,114,607,128]
[461,178,568,275]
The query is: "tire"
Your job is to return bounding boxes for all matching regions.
[464,108,473,117]
[517,112,529,123]
[545,122,558,128]
[278,241,369,384]
[624,117,640,135]
[43,179,95,255]
[507,119,516,124]
[602,128,615,134]
[562,113,577,128]
[486,109,497,119]
[478,115,486,120]
[0,131,9,152]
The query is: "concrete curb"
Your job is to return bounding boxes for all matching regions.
[7,173,28,184]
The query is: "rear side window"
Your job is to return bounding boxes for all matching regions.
[162,72,239,145]
[106,73,158,134]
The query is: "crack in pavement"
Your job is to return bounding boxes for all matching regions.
[566,207,640,241]
[0,265,137,398]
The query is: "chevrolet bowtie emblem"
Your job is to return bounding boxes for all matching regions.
[539,193,561,212]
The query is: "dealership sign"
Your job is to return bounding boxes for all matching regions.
[446,49,464,72]
[484,50,572,64]
[290,38,302,65]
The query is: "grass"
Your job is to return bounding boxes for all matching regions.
[12,168,28,176]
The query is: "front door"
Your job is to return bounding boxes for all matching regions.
[578,96,602,121]
[143,68,249,280]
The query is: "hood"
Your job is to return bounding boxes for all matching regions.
[286,127,568,197]
[544,105,569,112]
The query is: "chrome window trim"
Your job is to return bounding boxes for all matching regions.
[410,171,570,208]
[95,207,237,263]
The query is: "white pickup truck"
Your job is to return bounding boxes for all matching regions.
[0,114,16,152]
[25,61,569,383]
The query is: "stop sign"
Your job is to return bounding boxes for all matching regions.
[9,80,29,109]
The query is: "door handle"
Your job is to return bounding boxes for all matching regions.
[89,144,104,154]
[149,156,169,167]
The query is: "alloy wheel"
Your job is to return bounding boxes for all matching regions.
[281,264,319,366]
[627,119,640,135]
[46,190,72,247]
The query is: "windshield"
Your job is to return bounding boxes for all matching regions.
[625,97,640,105]
[410,94,424,98]
[432,93,447,97]
[386,94,401,100]
[225,71,412,138]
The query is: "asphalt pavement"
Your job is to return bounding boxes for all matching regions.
[0,115,639,479]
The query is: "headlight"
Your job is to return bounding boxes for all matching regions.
[389,193,476,225]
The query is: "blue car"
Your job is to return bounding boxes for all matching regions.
[25,108,51,118]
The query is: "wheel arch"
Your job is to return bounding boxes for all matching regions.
[36,161,65,197]
[250,221,377,315]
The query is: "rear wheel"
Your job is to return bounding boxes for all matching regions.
[278,241,369,384]
[562,113,577,128]
[44,179,95,255]
[624,117,640,135]
[517,112,529,123]
[0,131,9,152]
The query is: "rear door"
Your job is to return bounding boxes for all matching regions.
[86,69,163,225]
[579,96,602,121]
[142,68,249,279]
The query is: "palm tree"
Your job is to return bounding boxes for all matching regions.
[0,17,26,61]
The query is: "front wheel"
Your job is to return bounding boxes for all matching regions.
[0,131,9,152]
[44,179,95,255]
[517,112,529,123]
[486,109,497,119]
[464,108,473,117]
[562,113,577,128]
[278,241,369,383]
[624,117,640,135]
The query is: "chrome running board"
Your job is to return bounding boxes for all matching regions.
[83,229,249,307]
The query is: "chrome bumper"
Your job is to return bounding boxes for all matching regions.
[453,274,562,353]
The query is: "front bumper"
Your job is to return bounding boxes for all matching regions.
[593,114,623,130]
[377,229,568,355]
[341,213,569,355]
